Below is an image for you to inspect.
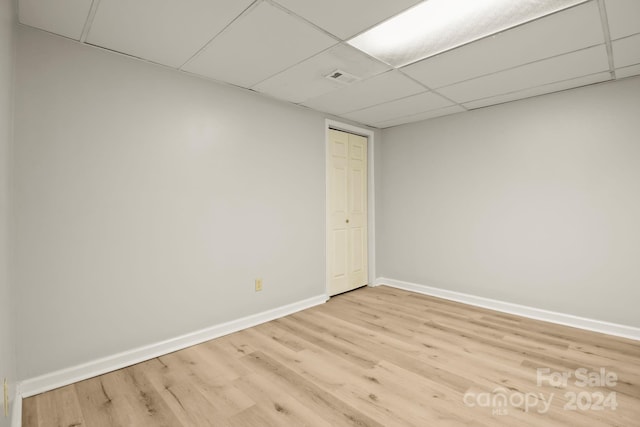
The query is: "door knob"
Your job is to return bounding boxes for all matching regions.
[346,219,349,223]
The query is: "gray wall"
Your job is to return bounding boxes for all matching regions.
[379,76,640,327]
[13,27,380,380]
[0,0,15,424]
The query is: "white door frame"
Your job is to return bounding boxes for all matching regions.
[325,119,376,297]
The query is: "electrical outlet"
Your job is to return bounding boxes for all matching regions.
[3,378,8,417]
[255,278,263,292]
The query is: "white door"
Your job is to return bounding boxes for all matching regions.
[327,129,368,296]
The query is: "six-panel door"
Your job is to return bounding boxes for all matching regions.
[328,129,368,296]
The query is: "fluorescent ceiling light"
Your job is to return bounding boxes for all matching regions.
[347,0,588,67]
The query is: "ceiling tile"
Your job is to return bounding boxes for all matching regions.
[301,71,425,116]
[182,2,337,88]
[272,0,422,40]
[437,45,610,103]
[463,72,612,109]
[374,106,466,129]
[605,0,640,40]
[19,0,92,40]
[342,92,454,125]
[86,0,254,68]
[612,34,640,68]
[615,64,640,79]
[403,2,604,89]
[252,44,390,104]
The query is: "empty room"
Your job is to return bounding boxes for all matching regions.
[1,0,639,426]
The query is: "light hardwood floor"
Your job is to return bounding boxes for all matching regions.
[23,286,640,426]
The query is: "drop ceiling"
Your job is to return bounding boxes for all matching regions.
[18,0,640,129]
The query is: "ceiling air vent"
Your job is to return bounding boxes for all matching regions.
[325,69,360,85]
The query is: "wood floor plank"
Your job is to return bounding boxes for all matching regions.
[21,392,39,427]
[33,384,85,427]
[240,350,386,427]
[22,286,640,426]
[130,357,233,427]
[232,373,335,427]
[245,327,438,426]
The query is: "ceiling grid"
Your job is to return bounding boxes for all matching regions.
[17,0,640,128]
[597,0,618,79]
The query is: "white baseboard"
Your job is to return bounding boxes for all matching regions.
[19,294,328,398]
[10,384,21,427]
[373,277,640,341]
